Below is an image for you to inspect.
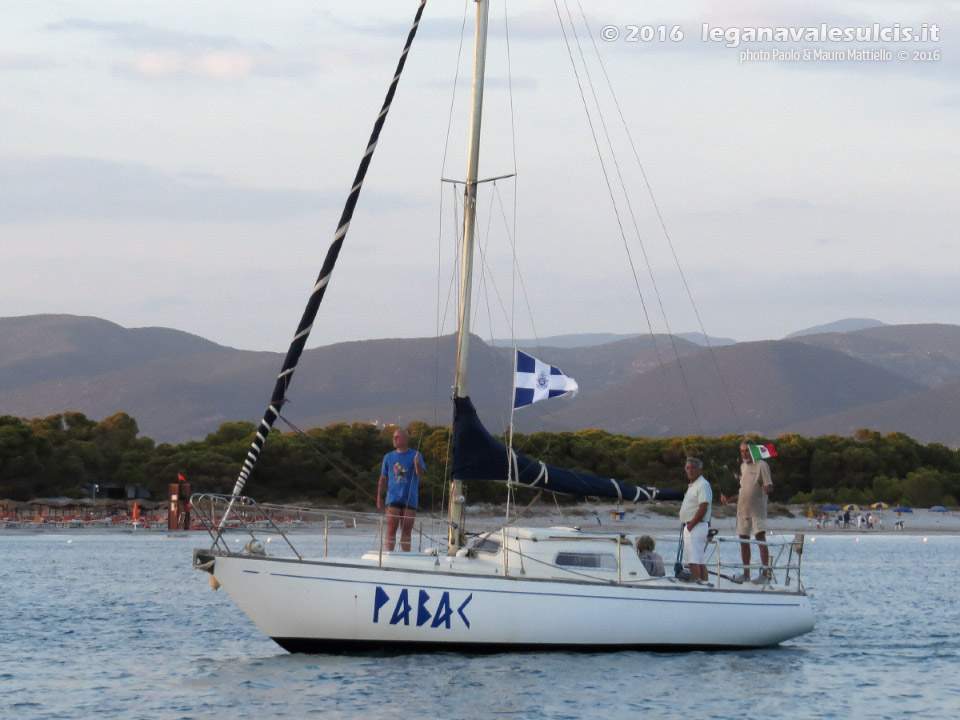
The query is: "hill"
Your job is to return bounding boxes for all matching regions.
[784,318,886,338]
[789,323,960,386]
[3,314,960,446]
[492,332,735,348]
[0,314,226,392]
[778,379,960,448]
[544,340,925,438]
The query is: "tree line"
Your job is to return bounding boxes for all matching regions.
[2,412,958,510]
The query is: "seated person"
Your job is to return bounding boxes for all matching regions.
[635,535,665,577]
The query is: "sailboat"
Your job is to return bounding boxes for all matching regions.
[192,1,814,651]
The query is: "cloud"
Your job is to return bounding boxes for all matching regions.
[46,18,262,52]
[126,49,258,80]
[0,53,58,71]
[0,155,327,222]
[754,197,817,213]
[0,155,427,223]
[45,18,307,80]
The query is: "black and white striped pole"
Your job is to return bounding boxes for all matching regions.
[221,1,428,521]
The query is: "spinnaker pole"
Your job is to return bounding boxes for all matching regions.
[219,1,428,527]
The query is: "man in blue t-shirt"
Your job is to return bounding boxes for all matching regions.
[377,428,426,551]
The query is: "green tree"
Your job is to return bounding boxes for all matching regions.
[902,468,945,508]
[0,416,48,499]
[840,445,880,490]
[809,445,843,491]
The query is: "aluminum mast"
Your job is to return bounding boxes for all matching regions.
[448,0,490,551]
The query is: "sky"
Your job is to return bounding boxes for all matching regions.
[2,0,958,352]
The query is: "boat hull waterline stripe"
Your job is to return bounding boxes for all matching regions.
[272,637,774,653]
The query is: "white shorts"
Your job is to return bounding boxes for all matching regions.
[683,522,709,565]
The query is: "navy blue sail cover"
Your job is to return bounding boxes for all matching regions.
[451,396,683,503]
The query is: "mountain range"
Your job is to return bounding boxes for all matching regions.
[3,314,960,448]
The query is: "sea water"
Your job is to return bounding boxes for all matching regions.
[1,530,958,720]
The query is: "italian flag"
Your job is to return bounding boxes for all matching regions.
[749,443,777,461]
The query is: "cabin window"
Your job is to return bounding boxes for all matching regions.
[553,552,618,570]
[472,537,501,554]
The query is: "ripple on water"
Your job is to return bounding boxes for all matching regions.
[1,532,959,719]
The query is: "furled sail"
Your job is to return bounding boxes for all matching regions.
[450,396,684,503]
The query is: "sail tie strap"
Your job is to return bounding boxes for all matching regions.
[532,461,548,485]
[607,479,625,503]
[511,450,545,487]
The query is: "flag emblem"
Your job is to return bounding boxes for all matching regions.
[514,350,579,409]
[749,444,777,461]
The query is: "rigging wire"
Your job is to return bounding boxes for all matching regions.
[435,0,471,412]
[475,184,516,348]
[548,0,752,462]
[504,0,520,348]
[496,0,564,506]
[439,183,465,338]
[550,1,654,330]
[554,0,706,445]
[275,414,377,504]
[465,183,518,442]
[565,1,706,439]
[433,0,473,526]
[549,6,657,350]
[277,413,453,530]
[573,0,744,435]
[442,2,714,510]
[493,184,540,346]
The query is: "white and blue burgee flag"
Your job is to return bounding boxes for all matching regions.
[513,350,579,409]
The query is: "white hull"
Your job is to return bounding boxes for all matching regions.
[199,537,813,651]
[192,0,817,656]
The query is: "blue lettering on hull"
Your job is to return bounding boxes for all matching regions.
[373,586,473,629]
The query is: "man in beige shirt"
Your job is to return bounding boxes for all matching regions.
[721,441,773,584]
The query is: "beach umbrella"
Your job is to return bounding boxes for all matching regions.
[821,505,840,512]
[929,506,949,512]
[892,506,913,513]
[870,502,890,510]
[843,504,861,511]
[1,499,26,517]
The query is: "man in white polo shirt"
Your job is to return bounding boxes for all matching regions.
[679,456,712,583]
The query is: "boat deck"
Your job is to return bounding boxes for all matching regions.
[190,494,807,596]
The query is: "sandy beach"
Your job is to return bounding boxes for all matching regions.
[465,502,960,536]
[5,502,956,537]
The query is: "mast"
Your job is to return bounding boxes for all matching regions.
[453,0,490,398]
[448,0,490,552]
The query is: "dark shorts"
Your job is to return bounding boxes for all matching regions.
[388,502,417,511]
